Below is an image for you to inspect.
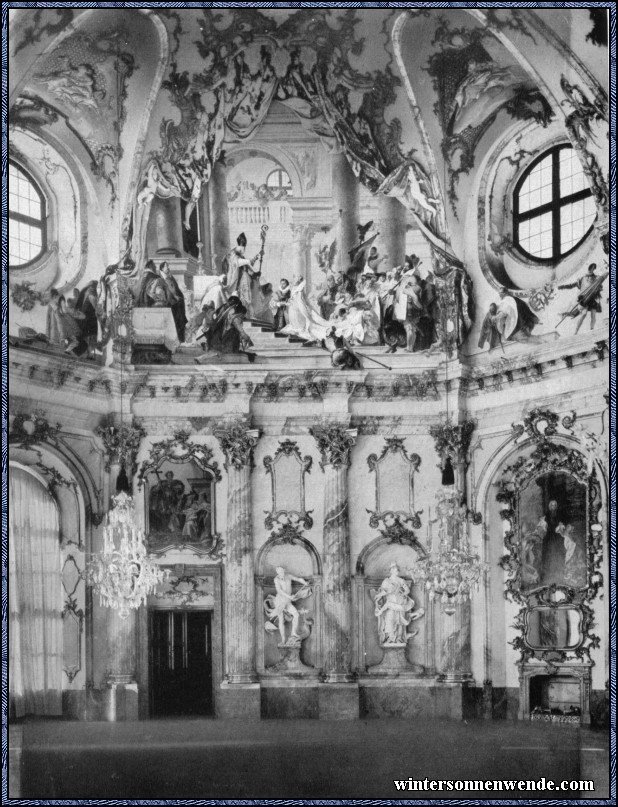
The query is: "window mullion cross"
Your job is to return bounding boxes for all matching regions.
[552,147,561,260]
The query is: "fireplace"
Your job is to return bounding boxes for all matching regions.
[518,662,591,725]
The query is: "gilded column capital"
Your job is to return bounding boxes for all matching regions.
[214,420,260,469]
[310,422,357,470]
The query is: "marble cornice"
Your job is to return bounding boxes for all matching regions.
[8,330,608,413]
[461,334,608,398]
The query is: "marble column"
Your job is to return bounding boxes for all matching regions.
[310,424,357,683]
[377,195,406,268]
[209,160,231,273]
[331,151,359,274]
[290,223,308,283]
[215,422,260,686]
[150,196,184,257]
[102,460,140,720]
[199,186,213,274]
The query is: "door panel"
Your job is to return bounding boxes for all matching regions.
[149,610,213,717]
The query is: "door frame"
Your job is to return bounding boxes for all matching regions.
[137,564,223,718]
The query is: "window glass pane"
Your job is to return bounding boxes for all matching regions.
[560,196,597,253]
[515,146,595,261]
[8,161,46,266]
[8,219,43,266]
[559,147,589,197]
[266,169,292,193]
[9,162,44,223]
[518,153,553,213]
[518,211,552,258]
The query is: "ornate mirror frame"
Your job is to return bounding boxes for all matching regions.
[497,438,603,663]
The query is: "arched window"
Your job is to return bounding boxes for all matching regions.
[513,144,596,262]
[9,161,47,267]
[266,168,293,196]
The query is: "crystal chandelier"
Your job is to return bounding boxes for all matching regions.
[86,492,168,619]
[413,485,487,615]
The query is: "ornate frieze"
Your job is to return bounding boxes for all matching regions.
[214,420,260,470]
[310,422,357,470]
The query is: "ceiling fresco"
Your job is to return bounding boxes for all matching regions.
[9,7,608,266]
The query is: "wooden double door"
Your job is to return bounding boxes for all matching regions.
[149,610,213,717]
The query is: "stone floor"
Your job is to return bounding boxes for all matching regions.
[10,718,610,800]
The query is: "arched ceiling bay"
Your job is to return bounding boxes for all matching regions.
[9,8,608,264]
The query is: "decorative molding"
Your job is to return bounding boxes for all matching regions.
[9,411,61,451]
[512,595,599,666]
[214,420,260,470]
[62,598,84,683]
[62,555,82,599]
[95,415,146,474]
[366,437,423,532]
[559,75,609,215]
[367,515,425,551]
[137,431,222,558]
[309,422,357,470]
[263,440,313,532]
[429,418,476,468]
[10,281,45,311]
[497,432,603,664]
[152,573,216,606]
[137,430,221,487]
[511,407,560,442]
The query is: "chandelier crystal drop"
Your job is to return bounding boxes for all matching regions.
[86,492,168,619]
[413,486,487,615]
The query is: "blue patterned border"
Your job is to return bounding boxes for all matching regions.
[1,2,615,805]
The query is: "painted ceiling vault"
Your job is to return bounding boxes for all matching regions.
[8,7,609,338]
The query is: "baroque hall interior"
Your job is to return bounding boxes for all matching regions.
[6,6,610,792]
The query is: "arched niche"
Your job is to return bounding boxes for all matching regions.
[354,536,431,676]
[9,442,91,549]
[475,422,608,706]
[256,536,322,676]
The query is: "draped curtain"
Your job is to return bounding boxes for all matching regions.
[9,467,63,718]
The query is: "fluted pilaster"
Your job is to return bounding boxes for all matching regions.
[215,422,260,684]
[311,424,357,682]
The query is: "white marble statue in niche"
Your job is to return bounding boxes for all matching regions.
[371,563,424,647]
[264,566,312,647]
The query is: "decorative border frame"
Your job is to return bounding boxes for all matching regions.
[497,438,603,664]
[137,431,223,559]
[366,436,423,528]
[263,439,313,531]
[1,4,615,807]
